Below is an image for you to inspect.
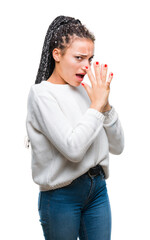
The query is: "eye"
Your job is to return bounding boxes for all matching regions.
[89,58,93,64]
[75,56,82,60]
[75,56,93,63]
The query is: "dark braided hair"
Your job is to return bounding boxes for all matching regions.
[35,15,95,84]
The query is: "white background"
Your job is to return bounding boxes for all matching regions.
[0,0,150,239]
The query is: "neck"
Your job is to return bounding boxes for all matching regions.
[47,68,68,85]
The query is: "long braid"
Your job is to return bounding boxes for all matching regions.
[35,15,95,84]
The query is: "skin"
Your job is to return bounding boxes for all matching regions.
[47,38,94,86]
[47,37,112,112]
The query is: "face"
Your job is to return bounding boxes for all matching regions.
[50,38,94,86]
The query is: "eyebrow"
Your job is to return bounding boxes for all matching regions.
[76,53,94,58]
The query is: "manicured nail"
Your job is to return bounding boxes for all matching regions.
[81,83,84,86]
[96,61,99,65]
[85,66,88,69]
[104,64,107,68]
[111,73,113,76]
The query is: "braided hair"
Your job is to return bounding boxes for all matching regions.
[35,15,95,84]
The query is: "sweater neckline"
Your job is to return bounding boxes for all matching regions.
[41,80,74,88]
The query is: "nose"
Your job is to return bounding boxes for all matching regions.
[81,63,90,71]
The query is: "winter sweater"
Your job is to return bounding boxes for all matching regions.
[25,80,124,191]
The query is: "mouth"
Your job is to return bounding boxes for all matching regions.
[75,73,85,81]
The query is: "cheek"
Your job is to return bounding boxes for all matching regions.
[63,58,73,68]
[66,60,78,73]
[69,58,77,66]
[61,57,80,76]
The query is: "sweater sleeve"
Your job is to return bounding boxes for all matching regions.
[28,87,106,163]
[102,105,125,155]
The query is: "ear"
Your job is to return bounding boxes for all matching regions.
[52,48,61,62]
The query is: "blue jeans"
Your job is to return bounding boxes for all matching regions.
[38,170,111,240]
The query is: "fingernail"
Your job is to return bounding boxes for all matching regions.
[96,61,99,65]
[104,64,107,68]
[111,73,113,76]
[81,83,84,86]
[85,66,88,69]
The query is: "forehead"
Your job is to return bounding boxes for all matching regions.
[67,38,94,55]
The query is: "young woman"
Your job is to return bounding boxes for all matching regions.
[26,15,124,240]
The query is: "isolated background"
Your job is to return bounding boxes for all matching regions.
[0,0,150,239]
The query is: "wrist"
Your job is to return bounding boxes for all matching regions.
[89,104,104,112]
[102,104,112,112]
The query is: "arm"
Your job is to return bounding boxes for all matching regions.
[27,87,106,163]
[102,105,125,155]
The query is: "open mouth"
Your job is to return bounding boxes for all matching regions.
[76,74,85,80]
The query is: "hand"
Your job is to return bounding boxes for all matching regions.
[82,62,113,112]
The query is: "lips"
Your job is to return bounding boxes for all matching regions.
[76,73,86,76]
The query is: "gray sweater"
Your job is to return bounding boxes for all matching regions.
[25,80,124,191]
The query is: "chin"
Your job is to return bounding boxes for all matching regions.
[70,81,81,87]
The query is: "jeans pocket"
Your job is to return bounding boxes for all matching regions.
[38,192,42,211]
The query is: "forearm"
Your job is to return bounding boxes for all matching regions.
[103,106,124,155]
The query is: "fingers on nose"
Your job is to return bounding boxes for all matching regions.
[84,65,96,84]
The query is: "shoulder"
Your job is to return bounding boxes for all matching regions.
[29,81,46,95]
[27,82,56,104]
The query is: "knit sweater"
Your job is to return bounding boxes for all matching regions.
[25,80,124,191]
